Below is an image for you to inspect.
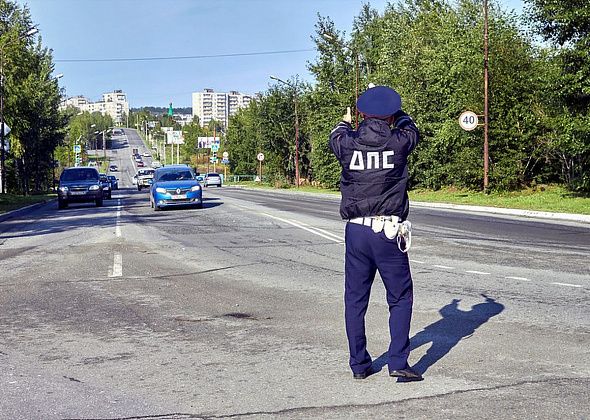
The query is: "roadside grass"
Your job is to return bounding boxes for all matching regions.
[0,193,55,214]
[408,185,590,215]
[229,182,590,215]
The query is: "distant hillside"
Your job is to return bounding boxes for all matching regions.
[131,106,192,115]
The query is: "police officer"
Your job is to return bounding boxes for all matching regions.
[329,85,422,381]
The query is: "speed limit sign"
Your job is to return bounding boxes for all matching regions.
[459,111,479,131]
[257,152,265,162]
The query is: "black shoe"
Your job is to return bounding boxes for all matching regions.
[353,366,374,380]
[389,366,423,381]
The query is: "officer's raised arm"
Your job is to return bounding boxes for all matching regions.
[393,110,420,153]
[329,107,354,159]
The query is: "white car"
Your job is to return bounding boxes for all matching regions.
[142,152,151,158]
[151,160,162,168]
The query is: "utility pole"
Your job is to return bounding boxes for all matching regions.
[483,0,490,192]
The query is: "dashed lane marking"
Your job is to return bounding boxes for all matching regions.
[115,198,122,237]
[551,282,583,288]
[506,276,531,282]
[465,270,491,275]
[108,253,122,277]
[410,259,426,264]
[433,265,455,270]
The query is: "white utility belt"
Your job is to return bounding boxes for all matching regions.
[348,215,412,253]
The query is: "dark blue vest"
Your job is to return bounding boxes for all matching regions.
[329,115,419,220]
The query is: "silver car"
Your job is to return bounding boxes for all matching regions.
[204,173,222,187]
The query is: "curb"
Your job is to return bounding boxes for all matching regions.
[0,198,56,224]
[410,201,590,224]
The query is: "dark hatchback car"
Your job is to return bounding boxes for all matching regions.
[99,174,112,199]
[58,167,103,209]
[107,175,119,190]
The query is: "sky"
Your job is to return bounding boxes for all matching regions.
[16,0,525,108]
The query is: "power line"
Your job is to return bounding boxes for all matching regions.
[55,48,315,63]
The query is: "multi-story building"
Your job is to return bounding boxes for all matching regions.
[192,88,252,129]
[60,90,129,125]
[60,95,90,109]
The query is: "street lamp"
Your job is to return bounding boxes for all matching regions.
[321,33,360,127]
[0,26,38,194]
[269,75,300,188]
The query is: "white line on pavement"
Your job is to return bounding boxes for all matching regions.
[433,265,455,270]
[505,276,531,281]
[551,282,582,288]
[410,259,426,264]
[286,217,344,242]
[116,198,122,237]
[109,253,122,277]
[465,270,491,275]
[261,212,343,243]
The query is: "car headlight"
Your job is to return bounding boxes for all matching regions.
[89,185,100,190]
[155,187,167,194]
[59,186,68,192]
[191,185,201,191]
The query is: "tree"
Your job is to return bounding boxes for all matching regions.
[525,0,590,191]
[1,0,67,194]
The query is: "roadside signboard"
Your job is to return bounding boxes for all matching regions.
[459,111,479,131]
[221,158,229,164]
[2,124,10,136]
[166,130,184,144]
[222,152,229,158]
[211,143,219,152]
[257,152,265,162]
[73,145,81,153]
[197,136,220,149]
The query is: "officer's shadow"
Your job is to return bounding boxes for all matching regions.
[373,294,504,376]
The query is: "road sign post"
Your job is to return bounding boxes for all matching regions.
[257,152,264,182]
[222,152,229,182]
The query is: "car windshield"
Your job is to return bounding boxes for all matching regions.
[61,168,98,181]
[156,170,194,182]
[138,169,154,176]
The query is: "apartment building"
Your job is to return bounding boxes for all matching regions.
[192,89,252,129]
[60,90,129,125]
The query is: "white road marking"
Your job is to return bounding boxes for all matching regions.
[410,259,425,264]
[116,198,122,237]
[465,270,491,275]
[109,253,122,277]
[286,217,344,242]
[506,276,531,282]
[433,265,455,270]
[261,213,343,243]
[551,282,582,288]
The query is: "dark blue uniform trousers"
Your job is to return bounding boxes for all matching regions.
[344,222,413,374]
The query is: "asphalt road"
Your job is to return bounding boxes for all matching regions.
[0,130,588,419]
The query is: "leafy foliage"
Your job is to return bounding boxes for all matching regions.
[224,0,589,193]
[1,0,67,194]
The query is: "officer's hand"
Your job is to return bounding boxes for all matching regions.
[342,107,352,124]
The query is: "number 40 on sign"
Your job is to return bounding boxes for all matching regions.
[459,111,479,131]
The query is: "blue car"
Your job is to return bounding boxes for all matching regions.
[150,165,203,211]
